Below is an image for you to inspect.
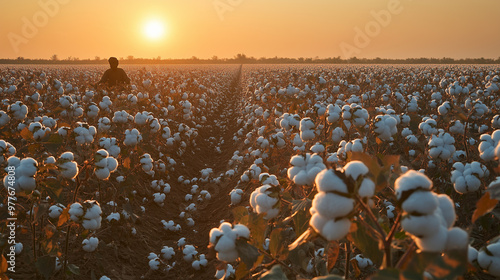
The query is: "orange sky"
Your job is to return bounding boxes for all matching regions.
[1,0,499,60]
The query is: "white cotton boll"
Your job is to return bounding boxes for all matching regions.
[287,153,325,186]
[161,246,175,260]
[149,258,160,270]
[374,115,398,141]
[230,189,243,205]
[82,219,101,230]
[401,191,438,215]
[249,185,279,219]
[343,161,369,180]
[354,254,373,269]
[94,167,110,180]
[445,227,468,251]
[14,242,23,255]
[192,254,208,270]
[386,205,395,219]
[358,178,375,198]
[311,192,354,219]
[468,246,478,264]
[82,237,99,252]
[401,213,442,238]
[183,245,198,262]
[477,243,500,277]
[437,194,456,229]
[153,193,166,206]
[331,127,345,143]
[99,276,111,280]
[319,215,351,241]
[315,169,348,193]
[69,203,84,221]
[395,170,433,201]
[48,204,65,219]
[106,212,120,222]
[414,225,448,252]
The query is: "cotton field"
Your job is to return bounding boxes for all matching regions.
[1,64,500,279]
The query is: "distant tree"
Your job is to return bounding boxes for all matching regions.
[127,55,134,60]
[51,54,58,61]
[94,56,100,61]
[156,56,161,60]
[212,55,218,61]
[16,56,24,60]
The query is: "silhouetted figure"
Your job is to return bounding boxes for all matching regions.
[98,57,130,87]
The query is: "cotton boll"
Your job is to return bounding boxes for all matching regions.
[401,191,438,215]
[437,194,456,229]
[401,213,443,238]
[311,192,354,219]
[395,170,433,201]
[343,161,369,180]
[287,153,326,186]
[445,227,468,251]
[161,246,175,260]
[82,237,99,252]
[468,246,478,264]
[315,169,348,193]
[249,184,279,219]
[414,225,448,252]
[353,254,373,269]
[318,215,351,241]
[477,242,500,277]
[230,188,243,205]
[48,203,65,219]
[149,257,160,270]
[182,245,198,262]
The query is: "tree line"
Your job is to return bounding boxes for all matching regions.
[1,54,500,64]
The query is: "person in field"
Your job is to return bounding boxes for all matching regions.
[98,57,130,87]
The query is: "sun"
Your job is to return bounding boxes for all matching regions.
[144,20,166,40]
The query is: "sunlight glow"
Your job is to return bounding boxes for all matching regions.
[144,19,166,40]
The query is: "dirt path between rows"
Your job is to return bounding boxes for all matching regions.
[75,65,246,280]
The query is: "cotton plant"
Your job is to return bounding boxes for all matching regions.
[310,168,354,241]
[48,203,66,219]
[215,264,235,280]
[123,128,142,146]
[476,237,500,277]
[478,130,500,161]
[0,140,16,165]
[0,110,10,126]
[419,117,438,137]
[97,117,111,132]
[56,152,79,180]
[428,130,456,161]
[373,114,398,141]
[249,184,280,219]
[68,200,102,230]
[209,222,250,262]
[299,117,315,142]
[395,170,467,253]
[342,103,369,129]
[8,101,28,120]
[287,153,326,186]
[82,237,99,252]
[230,188,244,205]
[28,122,51,140]
[326,104,342,123]
[3,156,38,193]
[450,162,489,193]
[94,149,118,180]
[73,122,97,145]
[112,110,130,123]
[309,161,374,241]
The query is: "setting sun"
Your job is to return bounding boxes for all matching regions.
[144,19,166,40]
